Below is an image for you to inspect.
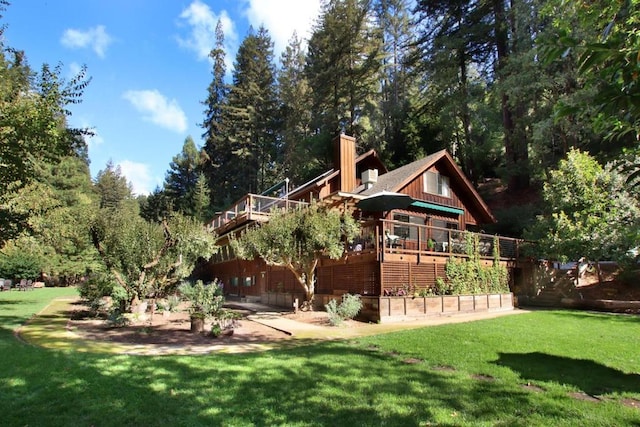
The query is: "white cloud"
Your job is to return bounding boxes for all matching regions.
[61,25,112,58]
[176,0,238,63]
[244,0,321,55]
[117,160,156,196]
[122,89,188,133]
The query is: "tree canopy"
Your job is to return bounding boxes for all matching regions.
[231,203,359,309]
[526,149,640,279]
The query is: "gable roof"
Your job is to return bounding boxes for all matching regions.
[354,150,446,196]
[352,150,495,224]
[287,149,386,199]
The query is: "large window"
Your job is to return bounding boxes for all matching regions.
[393,214,426,240]
[431,219,458,242]
[423,171,450,197]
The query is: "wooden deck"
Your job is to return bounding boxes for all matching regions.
[207,194,308,235]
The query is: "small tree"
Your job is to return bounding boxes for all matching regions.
[179,279,225,333]
[526,149,640,282]
[231,203,359,310]
[90,207,217,313]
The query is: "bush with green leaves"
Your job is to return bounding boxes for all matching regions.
[0,238,43,281]
[179,279,225,319]
[441,234,509,295]
[325,293,363,326]
[77,273,115,314]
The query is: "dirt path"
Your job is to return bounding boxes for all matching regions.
[17,297,529,356]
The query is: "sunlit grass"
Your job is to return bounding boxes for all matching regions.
[0,290,638,426]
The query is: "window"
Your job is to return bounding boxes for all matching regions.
[393,214,426,240]
[423,171,450,197]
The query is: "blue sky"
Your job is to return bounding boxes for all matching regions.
[3,0,321,195]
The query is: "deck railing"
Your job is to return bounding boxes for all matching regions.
[207,194,308,232]
[347,219,521,260]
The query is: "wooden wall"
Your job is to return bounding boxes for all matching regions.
[381,260,447,294]
[317,254,379,296]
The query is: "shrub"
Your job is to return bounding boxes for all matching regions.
[325,299,342,326]
[325,294,363,326]
[179,279,224,319]
[338,293,362,319]
[0,247,42,281]
[211,323,222,338]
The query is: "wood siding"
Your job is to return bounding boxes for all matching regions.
[397,164,484,227]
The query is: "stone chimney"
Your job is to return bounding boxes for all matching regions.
[333,134,357,192]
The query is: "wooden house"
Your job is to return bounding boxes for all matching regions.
[201,134,519,322]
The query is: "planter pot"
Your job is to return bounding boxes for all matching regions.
[190,315,205,333]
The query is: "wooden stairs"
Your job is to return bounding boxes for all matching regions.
[526,272,577,307]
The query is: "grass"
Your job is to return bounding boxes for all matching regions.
[0,289,639,426]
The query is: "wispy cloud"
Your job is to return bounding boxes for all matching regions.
[61,25,112,58]
[122,89,188,133]
[117,160,157,196]
[244,0,321,55]
[176,0,237,66]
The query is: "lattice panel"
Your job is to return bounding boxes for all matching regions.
[316,266,333,294]
[382,262,410,288]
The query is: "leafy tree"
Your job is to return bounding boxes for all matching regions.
[0,236,44,281]
[542,0,640,142]
[0,59,91,197]
[90,208,217,312]
[231,204,359,310]
[526,149,640,282]
[0,156,99,284]
[0,40,92,241]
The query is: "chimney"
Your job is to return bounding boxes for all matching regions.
[362,169,378,190]
[333,134,357,192]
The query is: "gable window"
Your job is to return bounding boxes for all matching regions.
[423,171,450,197]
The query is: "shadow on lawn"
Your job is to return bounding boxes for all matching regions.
[494,351,640,396]
[0,339,576,426]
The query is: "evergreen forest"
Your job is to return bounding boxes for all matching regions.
[1,0,640,287]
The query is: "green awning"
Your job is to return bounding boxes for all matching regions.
[410,200,464,215]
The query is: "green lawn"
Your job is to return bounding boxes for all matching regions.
[1,289,638,426]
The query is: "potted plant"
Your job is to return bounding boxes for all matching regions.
[179,279,225,333]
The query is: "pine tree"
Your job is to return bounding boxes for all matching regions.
[224,26,280,201]
[191,172,212,223]
[278,32,314,185]
[164,136,201,215]
[373,0,419,167]
[306,0,383,156]
[201,19,230,210]
[94,161,133,209]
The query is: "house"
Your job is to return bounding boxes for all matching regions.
[201,134,519,322]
